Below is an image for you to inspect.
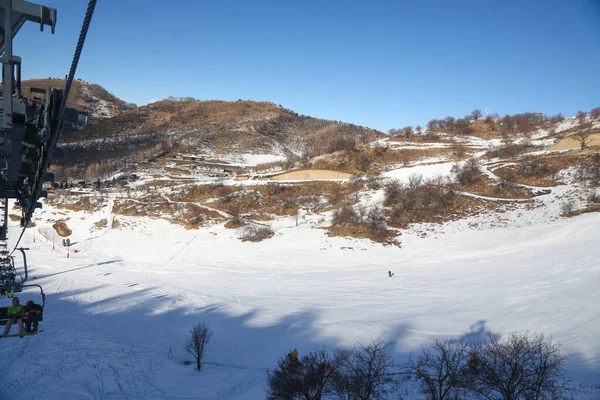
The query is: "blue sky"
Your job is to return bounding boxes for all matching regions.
[13,0,600,132]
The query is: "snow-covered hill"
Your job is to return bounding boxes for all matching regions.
[1,162,599,399]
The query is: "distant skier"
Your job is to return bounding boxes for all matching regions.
[388,270,394,277]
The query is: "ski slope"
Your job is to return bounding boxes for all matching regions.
[0,203,599,399]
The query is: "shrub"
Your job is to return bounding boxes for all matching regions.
[517,156,548,177]
[560,200,574,215]
[333,341,395,400]
[405,338,471,400]
[365,175,384,190]
[452,158,480,186]
[239,224,274,242]
[266,349,343,400]
[332,205,359,226]
[466,332,570,400]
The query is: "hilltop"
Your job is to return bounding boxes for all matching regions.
[15,78,136,121]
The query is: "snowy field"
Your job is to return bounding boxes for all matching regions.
[0,200,599,399]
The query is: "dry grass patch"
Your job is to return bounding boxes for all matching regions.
[9,214,20,222]
[456,172,534,199]
[224,220,246,229]
[212,182,363,218]
[94,219,108,229]
[136,179,192,191]
[113,199,223,229]
[494,154,589,187]
[111,218,121,229]
[53,220,72,237]
[310,147,457,173]
[48,193,106,212]
[327,224,399,246]
[168,183,234,203]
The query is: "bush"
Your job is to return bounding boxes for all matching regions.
[266,349,342,400]
[560,200,574,215]
[517,156,548,177]
[333,341,395,400]
[466,332,570,400]
[452,158,480,186]
[267,182,284,195]
[328,137,356,153]
[405,338,471,400]
[239,224,274,242]
[355,153,373,172]
[365,175,383,190]
[332,205,359,226]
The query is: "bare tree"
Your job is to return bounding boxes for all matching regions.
[267,348,343,400]
[573,130,592,151]
[576,110,587,124]
[466,332,570,400]
[407,173,424,190]
[405,338,471,400]
[332,205,359,226]
[471,109,483,121]
[333,341,395,400]
[184,322,213,371]
[590,107,600,119]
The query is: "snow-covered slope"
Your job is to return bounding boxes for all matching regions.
[0,197,598,399]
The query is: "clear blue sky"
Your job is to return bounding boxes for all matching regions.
[13,0,600,132]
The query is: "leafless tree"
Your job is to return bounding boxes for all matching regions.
[573,129,592,151]
[590,107,600,119]
[407,173,424,190]
[333,341,395,400]
[560,201,574,215]
[267,348,343,400]
[405,338,471,400]
[415,125,423,135]
[384,179,406,206]
[471,109,483,121]
[184,322,213,371]
[401,126,414,138]
[240,224,274,242]
[576,110,587,124]
[466,332,571,400]
[355,153,373,172]
[452,158,480,185]
[332,205,359,226]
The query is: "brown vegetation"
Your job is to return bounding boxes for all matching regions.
[94,219,108,229]
[310,146,458,174]
[53,220,72,237]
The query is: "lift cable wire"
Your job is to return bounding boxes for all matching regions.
[9,0,96,256]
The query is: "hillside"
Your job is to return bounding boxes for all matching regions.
[52,98,384,178]
[1,106,599,399]
[13,78,136,121]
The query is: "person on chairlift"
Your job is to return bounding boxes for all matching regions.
[3,297,26,337]
[24,300,43,333]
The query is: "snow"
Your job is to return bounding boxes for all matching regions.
[0,187,597,399]
[382,161,457,182]
[1,127,600,398]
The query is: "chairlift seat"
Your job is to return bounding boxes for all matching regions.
[0,306,43,326]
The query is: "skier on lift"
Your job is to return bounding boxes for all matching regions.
[24,300,43,333]
[2,297,26,337]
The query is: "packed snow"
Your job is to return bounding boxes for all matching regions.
[0,190,598,399]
